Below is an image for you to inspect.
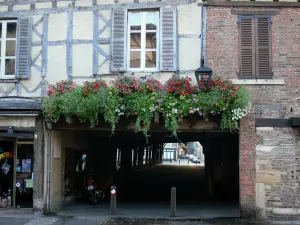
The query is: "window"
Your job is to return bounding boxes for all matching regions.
[111,8,176,72]
[127,11,159,71]
[239,15,272,79]
[0,20,17,78]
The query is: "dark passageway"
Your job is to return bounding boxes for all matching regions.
[116,164,206,203]
[60,131,240,218]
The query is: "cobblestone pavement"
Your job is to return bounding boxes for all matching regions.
[1,216,300,225]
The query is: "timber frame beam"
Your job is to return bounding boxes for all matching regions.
[255,117,300,128]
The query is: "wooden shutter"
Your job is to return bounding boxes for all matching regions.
[256,16,272,78]
[160,7,177,72]
[16,17,31,79]
[111,9,127,72]
[239,16,255,78]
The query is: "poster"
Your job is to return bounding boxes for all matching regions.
[25,179,33,188]
[1,160,11,175]
[22,159,31,173]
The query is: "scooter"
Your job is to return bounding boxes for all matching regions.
[86,179,105,205]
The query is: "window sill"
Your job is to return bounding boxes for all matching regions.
[0,79,18,83]
[127,69,160,73]
[230,79,284,85]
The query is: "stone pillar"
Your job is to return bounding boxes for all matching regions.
[49,131,63,212]
[145,146,149,164]
[151,145,157,164]
[133,146,138,167]
[123,146,132,172]
[138,145,144,166]
[202,140,214,200]
[33,117,44,212]
[240,114,257,218]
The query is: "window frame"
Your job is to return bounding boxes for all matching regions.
[238,15,272,79]
[0,19,18,79]
[127,11,159,72]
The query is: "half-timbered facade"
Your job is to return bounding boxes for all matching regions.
[1,0,300,220]
[0,0,203,214]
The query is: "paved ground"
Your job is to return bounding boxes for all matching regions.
[57,201,240,219]
[0,216,298,225]
[161,159,204,165]
[0,214,59,225]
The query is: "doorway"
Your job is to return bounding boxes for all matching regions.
[0,140,14,208]
[15,141,34,208]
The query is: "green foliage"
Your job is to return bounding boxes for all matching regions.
[125,92,158,138]
[103,88,123,134]
[42,77,251,137]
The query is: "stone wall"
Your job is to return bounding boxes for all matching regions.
[256,127,300,220]
[206,6,300,220]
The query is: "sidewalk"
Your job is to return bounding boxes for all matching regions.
[0,214,299,225]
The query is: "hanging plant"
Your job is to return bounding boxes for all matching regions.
[158,94,181,136]
[42,80,76,122]
[103,87,124,134]
[112,76,141,95]
[42,76,251,137]
[125,79,162,138]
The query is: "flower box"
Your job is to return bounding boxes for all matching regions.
[42,76,251,137]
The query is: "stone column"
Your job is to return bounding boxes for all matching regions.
[49,130,63,212]
[138,145,144,166]
[240,114,257,218]
[133,146,138,167]
[202,140,214,200]
[33,117,44,212]
[145,146,149,164]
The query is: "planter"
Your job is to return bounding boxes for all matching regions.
[180,114,205,127]
[154,112,160,124]
[208,113,222,127]
[45,118,53,130]
[65,115,74,124]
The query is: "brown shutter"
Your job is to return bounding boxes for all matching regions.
[256,16,272,78]
[239,16,255,78]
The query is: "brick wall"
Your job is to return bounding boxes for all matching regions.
[207,7,300,117]
[206,7,300,219]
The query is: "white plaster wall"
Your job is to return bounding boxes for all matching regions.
[32,15,43,43]
[178,3,202,71]
[73,44,93,77]
[47,45,68,84]
[49,13,68,41]
[73,11,93,40]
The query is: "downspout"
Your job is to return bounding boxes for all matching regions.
[46,129,52,211]
[201,5,207,67]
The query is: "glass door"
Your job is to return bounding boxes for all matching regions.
[0,140,15,208]
[15,141,34,208]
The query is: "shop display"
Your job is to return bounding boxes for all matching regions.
[22,159,31,173]
[0,142,34,209]
[1,160,11,175]
[0,191,11,208]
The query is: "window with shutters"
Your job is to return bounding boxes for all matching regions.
[238,15,272,79]
[127,11,159,71]
[0,20,17,79]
